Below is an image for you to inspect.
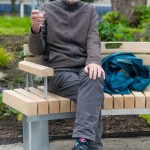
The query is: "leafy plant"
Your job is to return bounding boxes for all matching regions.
[139,114,150,124]
[98,11,142,41]
[102,11,128,26]
[0,91,9,118]
[17,113,23,122]
[19,50,24,60]
[0,47,15,67]
[134,6,150,27]
[99,21,117,41]
[98,21,139,41]
[0,93,4,113]
[141,23,150,41]
[7,69,25,90]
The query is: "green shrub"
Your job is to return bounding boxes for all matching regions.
[6,69,25,90]
[141,23,150,41]
[139,114,150,124]
[99,21,139,41]
[19,50,24,60]
[0,92,7,117]
[102,11,128,26]
[99,11,141,41]
[0,47,15,67]
[134,6,150,27]
[119,27,141,41]
[99,21,117,41]
[0,93,3,112]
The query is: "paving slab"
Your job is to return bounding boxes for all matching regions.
[0,137,150,150]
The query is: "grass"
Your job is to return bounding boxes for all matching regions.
[0,16,31,35]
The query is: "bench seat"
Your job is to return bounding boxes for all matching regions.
[3,86,150,116]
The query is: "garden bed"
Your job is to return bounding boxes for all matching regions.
[0,114,150,145]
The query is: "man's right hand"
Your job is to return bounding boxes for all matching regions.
[30,10,45,33]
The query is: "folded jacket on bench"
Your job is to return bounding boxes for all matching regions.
[102,52,150,94]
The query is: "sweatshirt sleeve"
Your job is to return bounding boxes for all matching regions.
[85,5,101,66]
[28,4,47,55]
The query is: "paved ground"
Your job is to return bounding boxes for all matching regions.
[0,137,150,150]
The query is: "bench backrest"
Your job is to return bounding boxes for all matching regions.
[24,42,150,66]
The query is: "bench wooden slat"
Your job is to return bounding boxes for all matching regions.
[143,87,150,108]
[37,86,71,113]
[29,87,60,114]
[101,42,150,53]
[19,61,54,77]
[3,90,37,116]
[112,94,124,109]
[71,101,77,112]
[103,92,113,110]
[123,94,135,109]
[38,86,76,112]
[136,55,150,66]
[131,91,146,108]
[48,94,70,113]
[14,88,48,115]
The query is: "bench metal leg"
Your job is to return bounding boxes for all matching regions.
[23,115,49,150]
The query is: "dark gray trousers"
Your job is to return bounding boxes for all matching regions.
[48,68,104,150]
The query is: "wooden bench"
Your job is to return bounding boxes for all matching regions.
[2,42,150,150]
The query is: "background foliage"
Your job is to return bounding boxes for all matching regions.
[0,47,15,67]
[0,16,31,35]
[98,5,150,41]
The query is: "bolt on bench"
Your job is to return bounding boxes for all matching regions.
[2,42,150,150]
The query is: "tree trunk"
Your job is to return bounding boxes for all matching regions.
[111,0,147,24]
[11,0,16,16]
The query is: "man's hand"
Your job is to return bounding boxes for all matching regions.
[84,63,105,80]
[30,10,45,33]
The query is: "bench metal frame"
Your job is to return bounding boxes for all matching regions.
[23,107,150,150]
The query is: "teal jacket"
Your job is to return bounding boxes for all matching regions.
[102,52,150,94]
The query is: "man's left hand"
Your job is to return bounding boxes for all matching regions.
[84,63,105,80]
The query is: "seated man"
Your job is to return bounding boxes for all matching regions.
[28,0,105,149]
